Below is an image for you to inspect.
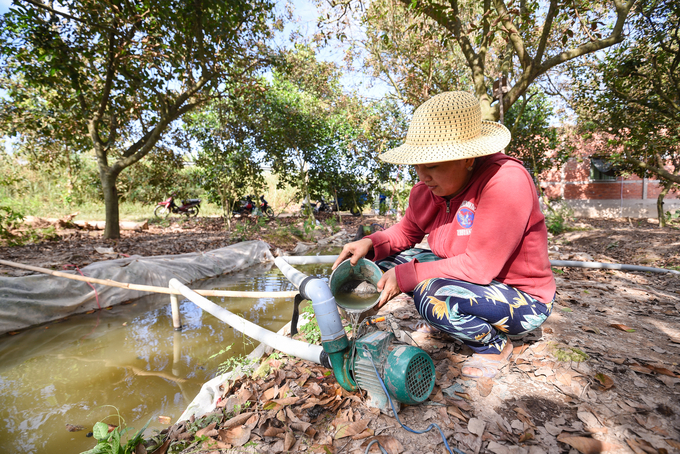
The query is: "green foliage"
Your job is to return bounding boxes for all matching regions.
[569,0,680,190]
[360,0,473,107]
[665,210,680,223]
[299,301,322,345]
[184,96,267,218]
[324,216,340,234]
[504,90,567,180]
[186,413,223,435]
[551,344,589,364]
[324,0,634,120]
[0,205,23,242]
[0,0,276,238]
[544,201,573,236]
[80,407,151,454]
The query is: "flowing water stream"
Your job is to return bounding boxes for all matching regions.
[0,260,335,454]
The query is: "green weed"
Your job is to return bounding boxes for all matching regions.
[544,202,574,235]
[550,343,589,363]
[299,301,322,344]
[80,406,151,454]
[324,216,340,234]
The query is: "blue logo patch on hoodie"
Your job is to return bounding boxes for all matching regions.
[456,201,476,236]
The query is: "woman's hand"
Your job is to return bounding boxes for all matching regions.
[376,268,400,309]
[332,238,373,270]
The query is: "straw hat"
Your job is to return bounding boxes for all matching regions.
[379,91,511,165]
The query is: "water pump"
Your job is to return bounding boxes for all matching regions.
[296,258,436,412]
[350,329,435,411]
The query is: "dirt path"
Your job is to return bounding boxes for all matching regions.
[2,215,680,453]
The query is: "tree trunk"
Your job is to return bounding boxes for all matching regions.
[100,169,121,239]
[657,183,671,228]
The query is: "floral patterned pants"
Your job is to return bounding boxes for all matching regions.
[376,249,554,355]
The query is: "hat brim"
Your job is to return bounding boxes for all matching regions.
[379,121,511,165]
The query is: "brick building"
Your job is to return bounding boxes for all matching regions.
[541,155,680,218]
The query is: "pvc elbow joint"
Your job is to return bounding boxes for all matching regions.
[299,277,347,344]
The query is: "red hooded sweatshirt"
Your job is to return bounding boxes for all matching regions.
[367,153,556,304]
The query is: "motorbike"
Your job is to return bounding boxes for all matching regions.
[154,194,201,218]
[313,197,338,214]
[233,195,274,217]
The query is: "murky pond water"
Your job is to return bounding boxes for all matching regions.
[0,260,335,454]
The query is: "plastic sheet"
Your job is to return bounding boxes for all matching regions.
[0,240,274,335]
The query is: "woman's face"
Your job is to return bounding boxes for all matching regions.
[414,158,474,198]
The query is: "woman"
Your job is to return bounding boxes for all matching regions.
[332,92,555,379]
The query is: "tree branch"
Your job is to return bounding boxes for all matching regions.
[534,0,558,64]
[626,155,680,185]
[539,0,634,73]
[494,0,530,68]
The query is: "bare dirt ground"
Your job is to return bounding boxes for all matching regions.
[1,215,680,453]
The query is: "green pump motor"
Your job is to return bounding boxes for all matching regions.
[349,330,435,412]
[295,258,436,412]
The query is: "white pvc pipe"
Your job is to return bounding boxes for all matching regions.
[169,279,323,364]
[274,256,346,343]
[550,260,680,275]
[170,293,182,330]
[279,255,339,265]
[274,257,309,288]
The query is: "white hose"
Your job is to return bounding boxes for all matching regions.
[279,255,339,265]
[168,279,323,364]
[550,260,680,275]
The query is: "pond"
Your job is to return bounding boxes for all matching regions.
[0,259,336,454]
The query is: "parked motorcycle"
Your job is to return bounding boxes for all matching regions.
[233,195,274,217]
[154,194,201,218]
[313,197,338,214]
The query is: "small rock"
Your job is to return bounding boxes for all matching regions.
[339,279,378,295]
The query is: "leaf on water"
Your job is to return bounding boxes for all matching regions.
[65,424,85,432]
[594,373,615,389]
[610,323,635,333]
[557,434,621,453]
[334,420,369,439]
[157,416,171,425]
